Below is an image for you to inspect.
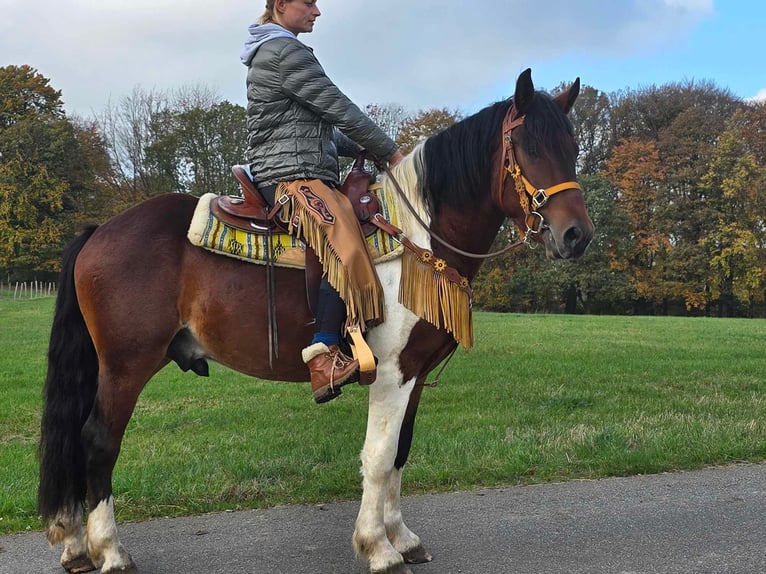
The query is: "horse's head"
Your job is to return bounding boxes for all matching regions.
[497,69,594,259]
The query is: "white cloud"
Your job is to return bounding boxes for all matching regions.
[661,0,713,13]
[0,0,716,116]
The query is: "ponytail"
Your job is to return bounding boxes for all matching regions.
[258,0,276,24]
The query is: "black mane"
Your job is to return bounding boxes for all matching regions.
[421,91,575,215]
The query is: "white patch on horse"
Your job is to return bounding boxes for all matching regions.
[385,468,423,555]
[86,497,134,571]
[48,505,88,567]
[353,151,433,570]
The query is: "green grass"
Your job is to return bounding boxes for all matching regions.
[1,297,765,535]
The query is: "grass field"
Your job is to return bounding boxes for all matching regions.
[1,297,764,535]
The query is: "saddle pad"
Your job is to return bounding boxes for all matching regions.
[187,184,403,269]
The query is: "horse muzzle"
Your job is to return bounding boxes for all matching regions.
[542,217,594,260]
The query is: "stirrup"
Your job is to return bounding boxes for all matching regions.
[346,325,376,385]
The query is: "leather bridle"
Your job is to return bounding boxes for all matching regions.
[382,101,581,259]
[497,103,581,243]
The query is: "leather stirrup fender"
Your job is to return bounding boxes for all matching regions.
[346,324,376,385]
[340,155,380,237]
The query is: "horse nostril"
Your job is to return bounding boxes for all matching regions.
[563,225,583,249]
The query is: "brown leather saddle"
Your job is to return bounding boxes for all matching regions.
[339,154,380,237]
[210,166,281,233]
[212,157,381,318]
[212,157,379,237]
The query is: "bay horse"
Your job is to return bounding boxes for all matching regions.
[39,69,593,574]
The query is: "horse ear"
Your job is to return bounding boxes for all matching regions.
[554,78,581,114]
[514,68,534,115]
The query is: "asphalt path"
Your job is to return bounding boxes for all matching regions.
[2,464,765,574]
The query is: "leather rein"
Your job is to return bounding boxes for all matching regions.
[383,102,581,260]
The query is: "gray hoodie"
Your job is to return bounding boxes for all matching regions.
[240,23,295,66]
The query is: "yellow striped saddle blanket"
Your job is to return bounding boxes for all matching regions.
[187,184,403,268]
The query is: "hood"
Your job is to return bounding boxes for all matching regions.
[240,23,296,66]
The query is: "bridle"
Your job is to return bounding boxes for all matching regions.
[383,101,581,260]
[497,103,581,245]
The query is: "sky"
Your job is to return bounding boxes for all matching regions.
[1,0,764,119]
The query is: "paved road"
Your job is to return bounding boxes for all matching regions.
[2,464,765,574]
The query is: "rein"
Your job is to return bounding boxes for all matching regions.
[382,102,581,260]
[383,164,525,259]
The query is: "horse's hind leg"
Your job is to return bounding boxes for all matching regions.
[54,505,96,573]
[81,359,160,573]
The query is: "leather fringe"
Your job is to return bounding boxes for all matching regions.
[399,249,474,350]
[282,189,385,331]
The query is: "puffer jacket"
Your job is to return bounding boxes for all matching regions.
[243,28,398,188]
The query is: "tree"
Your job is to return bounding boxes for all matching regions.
[96,86,170,202]
[603,138,670,312]
[0,66,69,276]
[610,80,740,143]
[555,174,634,315]
[67,117,123,223]
[145,100,247,196]
[0,65,63,128]
[364,103,409,142]
[0,66,117,277]
[396,108,463,154]
[698,127,766,316]
[0,156,65,273]
[563,84,612,175]
[98,85,247,199]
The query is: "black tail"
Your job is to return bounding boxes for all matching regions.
[39,225,100,526]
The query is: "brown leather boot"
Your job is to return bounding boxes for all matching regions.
[302,343,360,404]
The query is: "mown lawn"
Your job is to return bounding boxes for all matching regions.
[1,297,764,534]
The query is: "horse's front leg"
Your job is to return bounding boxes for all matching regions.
[383,382,431,565]
[384,468,432,565]
[353,363,415,574]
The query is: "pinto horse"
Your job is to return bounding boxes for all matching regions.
[39,69,593,574]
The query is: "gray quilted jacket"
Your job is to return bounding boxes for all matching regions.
[242,25,398,188]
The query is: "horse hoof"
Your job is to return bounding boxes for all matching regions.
[402,544,433,564]
[62,554,98,573]
[372,564,413,574]
[102,564,138,574]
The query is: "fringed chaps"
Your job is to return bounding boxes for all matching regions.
[276,180,385,332]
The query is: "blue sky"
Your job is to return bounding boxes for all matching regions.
[0,0,763,118]
[523,0,766,106]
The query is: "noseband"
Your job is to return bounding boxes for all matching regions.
[496,103,581,242]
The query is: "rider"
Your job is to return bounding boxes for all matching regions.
[241,0,403,403]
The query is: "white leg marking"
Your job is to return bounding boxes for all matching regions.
[384,468,422,555]
[48,505,89,567]
[355,260,422,572]
[86,497,134,571]
[353,161,431,572]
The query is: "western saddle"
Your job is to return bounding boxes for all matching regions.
[211,156,381,237]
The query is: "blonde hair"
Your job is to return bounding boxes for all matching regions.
[259,0,294,24]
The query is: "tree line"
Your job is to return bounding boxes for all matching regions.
[1,65,764,317]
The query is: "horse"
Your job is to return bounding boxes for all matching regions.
[39,68,593,574]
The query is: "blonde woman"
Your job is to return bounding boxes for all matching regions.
[241,0,403,403]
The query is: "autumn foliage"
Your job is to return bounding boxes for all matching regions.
[1,66,764,317]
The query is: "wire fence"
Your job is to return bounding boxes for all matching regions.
[0,280,58,300]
